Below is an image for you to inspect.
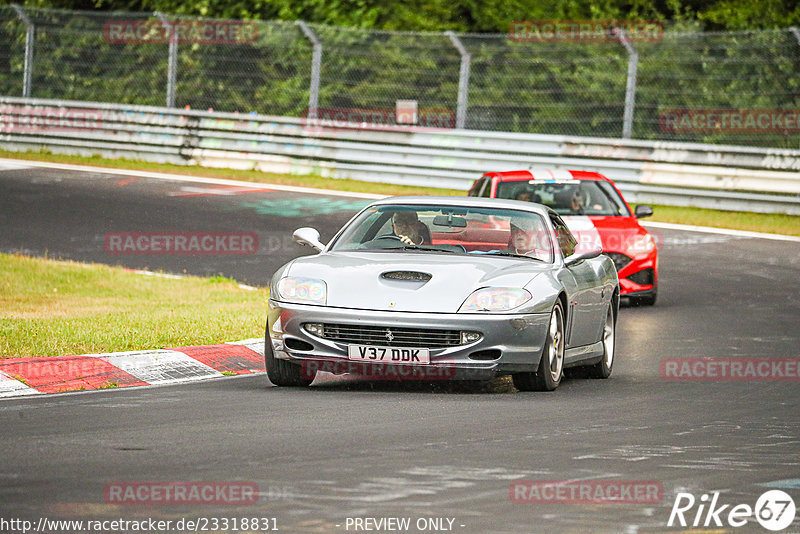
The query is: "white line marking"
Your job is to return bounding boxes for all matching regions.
[98,350,222,384]
[2,157,797,241]
[641,221,800,242]
[226,338,265,357]
[0,370,41,397]
[0,161,32,171]
[0,158,385,200]
[122,268,259,290]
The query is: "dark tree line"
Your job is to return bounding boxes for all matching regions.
[15,0,800,32]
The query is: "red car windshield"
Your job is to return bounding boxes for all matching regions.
[496,180,631,217]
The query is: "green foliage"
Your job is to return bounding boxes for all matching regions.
[2,3,799,147]
[14,0,800,31]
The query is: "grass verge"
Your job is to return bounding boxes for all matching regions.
[0,253,267,359]
[0,149,460,197]
[634,204,800,237]
[1,149,798,236]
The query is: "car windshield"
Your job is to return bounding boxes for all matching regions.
[496,180,631,216]
[330,204,554,263]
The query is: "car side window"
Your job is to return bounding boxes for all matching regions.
[479,178,493,198]
[549,213,577,258]
[468,177,485,197]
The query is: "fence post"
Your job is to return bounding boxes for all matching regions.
[296,21,322,120]
[790,27,800,46]
[445,31,470,129]
[617,29,638,139]
[11,4,34,98]
[156,12,177,108]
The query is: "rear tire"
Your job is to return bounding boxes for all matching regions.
[513,301,565,392]
[587,304,615,379]
[264,331,314,387]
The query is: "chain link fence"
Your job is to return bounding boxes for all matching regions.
[1,6,799,148]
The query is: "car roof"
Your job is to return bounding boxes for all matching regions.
[484,169,608,183]
[368,195,555,217]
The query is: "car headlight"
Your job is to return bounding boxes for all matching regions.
[459,288,532,312]
[629,233,655,254]
[276,277,327,305]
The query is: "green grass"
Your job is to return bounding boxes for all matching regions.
[0,253,268,359]
[2,149,799,236]
[0,148,459,197]
[635,204,800,237]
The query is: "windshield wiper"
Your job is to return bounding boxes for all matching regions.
[484,251,546,262]
[385,246,456,253]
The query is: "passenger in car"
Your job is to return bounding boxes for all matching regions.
[508,219,550,260]
[515,190,542,203]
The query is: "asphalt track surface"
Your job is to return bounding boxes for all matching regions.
[2,162,800,533]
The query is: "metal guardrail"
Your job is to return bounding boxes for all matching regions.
[1,97,800,214]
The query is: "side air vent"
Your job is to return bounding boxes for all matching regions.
[469,350,502,361]
[284,338,314,351]
[626,268,655,286]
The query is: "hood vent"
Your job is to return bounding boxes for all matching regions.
[381,271,432,282]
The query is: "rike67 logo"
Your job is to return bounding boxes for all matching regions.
[668,490,796,531]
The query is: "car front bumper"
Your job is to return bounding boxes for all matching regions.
[617,250,658,295]
[267,300,551,380]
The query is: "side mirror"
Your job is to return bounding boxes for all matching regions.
[292,227,325,252]
[635,205,654,219]
[564,246,602,267]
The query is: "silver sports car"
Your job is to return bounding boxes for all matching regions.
[266,196,619,391]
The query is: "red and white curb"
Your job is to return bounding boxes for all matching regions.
[0,338,265,398]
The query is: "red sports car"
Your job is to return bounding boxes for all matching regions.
[469,169,658,305]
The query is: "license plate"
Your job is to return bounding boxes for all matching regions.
[347,345,430,364]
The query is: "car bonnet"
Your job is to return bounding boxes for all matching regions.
[283,251,550,313]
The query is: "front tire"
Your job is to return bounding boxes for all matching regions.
[631,287,657,306]
[513,301,565,392]
[264,331,314,387]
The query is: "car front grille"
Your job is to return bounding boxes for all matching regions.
[605,252,632,271]
[316,323,463,348]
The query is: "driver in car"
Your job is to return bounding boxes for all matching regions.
[391,211,431,246]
